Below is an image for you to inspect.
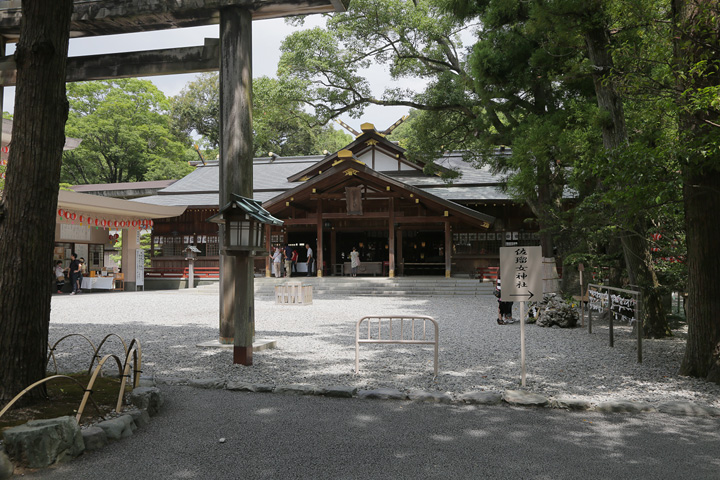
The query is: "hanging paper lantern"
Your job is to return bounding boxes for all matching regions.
[101,219,107,228]
[115,233,120,239]
[79,215,84,223]
[58,209,64,217]
[109,235,113,241]
[149,220,154,227]
[64,211,71,220]
[131,220,137,228]
[94,219,99,226]
[70,213,76,221]
[114,221,118,228]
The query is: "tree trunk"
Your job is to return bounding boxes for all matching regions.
[584,20,670,338]
[620,231,671,338]
[0,1,73,403]
[674,0,720,382]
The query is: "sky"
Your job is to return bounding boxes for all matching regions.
[2,15,415,135]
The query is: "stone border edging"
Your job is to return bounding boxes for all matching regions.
[154,376,720,418]
[0,383,164,479]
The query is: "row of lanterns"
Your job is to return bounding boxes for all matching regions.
[57,208,154,229]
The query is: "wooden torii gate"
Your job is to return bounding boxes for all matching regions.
[0,0,349,365]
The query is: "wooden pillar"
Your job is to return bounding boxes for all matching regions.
[330,228,337,275]
[397,229,404,276]
[219,6,254,364]
[0,37,4,114]
[264,224,271,277]
[388,197,395,278]
[316,199,323,277]
[444,219,452,278]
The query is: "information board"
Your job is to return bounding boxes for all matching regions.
[499,246,543,301]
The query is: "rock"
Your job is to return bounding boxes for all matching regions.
[2,416,84,469]
[595,400,656,414]
[95,415,135,441]
[81,426,108,451]
[273,384,319,395]
[319,386,357,398]
[129,387,164,416]
[0,447,13,480]
[189,378,226,389]
[657,401,720,417]
[407,390,453,403]
[357,388,407,401]
[226,382,275,393]
[536,295,579,328]
[552,397,593,410]
[127,409,151,428]
[458,391,503,405]
[503,390,549,407]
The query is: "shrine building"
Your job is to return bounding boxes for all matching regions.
[133,122,541,278]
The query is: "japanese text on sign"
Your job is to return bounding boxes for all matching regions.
[499,246,543,301]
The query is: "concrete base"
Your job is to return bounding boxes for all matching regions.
[196,339,277,351]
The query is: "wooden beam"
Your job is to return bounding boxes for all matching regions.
[316,198,323,277]
[0,1,349,39]
[388,197,395,278]
[322,211,389,219]
[282,218,319,226]
[444,219,452,278]
[0,41,219,86]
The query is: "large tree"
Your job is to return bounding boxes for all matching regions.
[673,0,720,382]
[170,73,352,157]
[62,79,194,185]
[0,1,74,403]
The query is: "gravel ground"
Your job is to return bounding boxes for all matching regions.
[48,289,720,408]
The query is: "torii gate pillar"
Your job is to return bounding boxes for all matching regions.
[218,6,255,365]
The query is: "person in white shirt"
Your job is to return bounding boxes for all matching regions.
[271,247,283,278]
[305,244,314,276]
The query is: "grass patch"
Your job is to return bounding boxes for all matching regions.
[0,373,133,433]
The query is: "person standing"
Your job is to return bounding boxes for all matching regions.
[69,253,80,295]
[305,244,314,276]
[284,244,293,277]
[291,248,299,274]
[271,247,283,278]
[77,257,86,293]
[495,278,514,324]
[54,261,66,294]
[350,246,361,277]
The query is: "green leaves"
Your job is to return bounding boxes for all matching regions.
[63,79,193,184]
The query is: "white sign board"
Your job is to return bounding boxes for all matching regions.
[499,246,543,302]
[135,248,145,288]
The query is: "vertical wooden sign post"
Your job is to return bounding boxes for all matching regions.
[500,246,543,387]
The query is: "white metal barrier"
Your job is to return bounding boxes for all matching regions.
[355,315,439,376]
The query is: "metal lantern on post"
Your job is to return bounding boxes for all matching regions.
[207,194,283,365]
[208,194,282,256]
[183,245,201,289]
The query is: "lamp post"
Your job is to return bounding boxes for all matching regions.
[208,194,283,365]
[183,245,200,289]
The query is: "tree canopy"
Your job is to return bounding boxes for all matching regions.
[170,73,353,158]
[62,79,195,185]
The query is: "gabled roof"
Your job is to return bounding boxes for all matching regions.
[286,123,451,182]
[263,155,495,229]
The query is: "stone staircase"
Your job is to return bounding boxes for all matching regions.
[195,276,495,296]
